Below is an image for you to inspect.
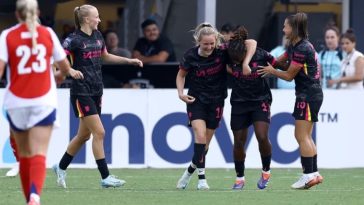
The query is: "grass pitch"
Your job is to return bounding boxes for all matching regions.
[0,168,363,205]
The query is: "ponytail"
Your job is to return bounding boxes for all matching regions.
[286,12,308,45]
[73,5,96,30]
[16,0,39,49]
[74,6,81,29]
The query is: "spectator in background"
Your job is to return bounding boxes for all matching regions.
[220,23,237,42]
[328,29,364,89]
[270,36,295,89]
[61,24,75,43]
[132,18,176,63]
[318,26,343,89]
[104,29,131,58]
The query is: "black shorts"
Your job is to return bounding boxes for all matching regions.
[230,101,271,130]
[292,98,322,122]
[187,99,224,129]
[70,95,102,118]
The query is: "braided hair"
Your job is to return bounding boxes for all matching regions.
[227,26,248,64]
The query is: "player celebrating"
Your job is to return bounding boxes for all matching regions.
[176,23,256,190]
[52,4,143,189]
[258,12,323,189]
[227,26,276,190]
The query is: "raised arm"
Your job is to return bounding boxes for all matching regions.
[241,39,257,75]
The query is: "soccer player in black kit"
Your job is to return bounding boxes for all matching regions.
[52,4,143,189]
[227,26,276,190]
[259,12,323,189]
[176,22,257,190]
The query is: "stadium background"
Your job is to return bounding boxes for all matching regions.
[1,1,364,204]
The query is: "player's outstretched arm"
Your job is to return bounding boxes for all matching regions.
[102,51,143,67]
[241,39,257,75]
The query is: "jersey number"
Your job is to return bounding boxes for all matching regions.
[16,44,47,74]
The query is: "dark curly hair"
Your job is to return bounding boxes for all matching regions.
[227,26,248,64]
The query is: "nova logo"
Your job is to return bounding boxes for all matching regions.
[69,106,316,165]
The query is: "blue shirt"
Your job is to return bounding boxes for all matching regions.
[318,50,342,89]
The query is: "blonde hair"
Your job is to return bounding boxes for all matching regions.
[16,0,39,49]
[193,22,223,48]
[74,4,96,29]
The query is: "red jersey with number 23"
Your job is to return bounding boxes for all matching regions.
[0,23,66,109]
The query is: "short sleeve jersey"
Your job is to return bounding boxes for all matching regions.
[229,47,275,103]
[0,23,66,109]
[286,39,323,101]
[179,46,228,104]
[63,29,106,96]
[133,35,176,62]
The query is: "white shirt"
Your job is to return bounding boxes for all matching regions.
[340,49,364,90]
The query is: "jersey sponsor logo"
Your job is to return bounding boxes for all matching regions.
[196,64,224,77]
[83,50,102,59]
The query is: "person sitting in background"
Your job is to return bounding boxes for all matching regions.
[61,24,75,43]
[318,25,343,89]
[270,36,295,89]
[104,29,131,58]
[132,18,176,63]
[328,29,364,89]
[220,22,237,42]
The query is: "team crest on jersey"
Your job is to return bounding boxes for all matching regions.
[81,42,87,49]
[215,58,221,63]
[62,38,70,48]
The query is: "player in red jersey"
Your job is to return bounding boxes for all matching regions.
[0,0,82,204]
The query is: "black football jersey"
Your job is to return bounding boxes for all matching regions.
[63,29,105,96]
[180,46,229,104]
[229,47,274,103]
[286,39,323,101]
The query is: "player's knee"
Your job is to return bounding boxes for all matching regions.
[194,135,206,144]
[256,134,269,144]
[233,142,244,149]
[93,129,105,140]
[78,133,91,142]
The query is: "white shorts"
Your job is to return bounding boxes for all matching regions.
[6,106,57,131]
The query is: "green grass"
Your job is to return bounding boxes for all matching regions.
[1,168,363,205]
